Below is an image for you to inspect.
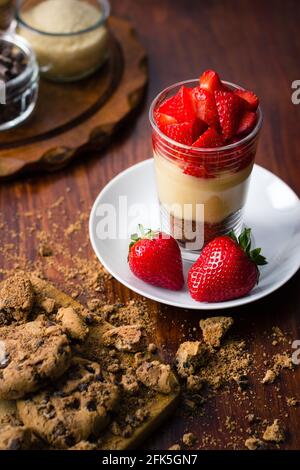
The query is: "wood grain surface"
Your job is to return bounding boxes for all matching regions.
[0,0,300,450]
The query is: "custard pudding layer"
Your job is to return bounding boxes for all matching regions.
[154,153,253,224]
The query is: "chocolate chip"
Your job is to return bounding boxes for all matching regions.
[77,382,88,392]
[0,352,10,369]
[64,435,75,447]
[86,400,97,411]
[85,364,95,374]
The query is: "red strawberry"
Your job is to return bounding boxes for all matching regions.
[234,89,259,111]
[199,69,222,93]
[191,87,219,128]
[183,165,211,178]
[192,127,224,148]
[162,119,205,145]
[188,228,267,302]
[157,86,196,123]
[155,112,177,129]
[128,225,184,290]
[215,90,245,140]
[162,122,193,145]
[236,111,257,136]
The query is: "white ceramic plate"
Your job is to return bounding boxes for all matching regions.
[89,159,300,310]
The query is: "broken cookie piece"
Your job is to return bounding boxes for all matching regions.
[56,306,89,341]
[182,432,196,447]
[186,375,205,392]
[245,437,264,450]
[136,360,178,394]
[175,341,210,378]
[263,419,285,443]
[0,424,34,450]
[102,324,145,352]
[120,370,139,394]
[17,357,119,449]
[0,273,34,325]
[40,298,56,314]
[199,316,234,348]
[261,369,277,384]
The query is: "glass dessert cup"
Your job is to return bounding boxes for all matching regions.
[150,79,262,262]
[16,0,110,82]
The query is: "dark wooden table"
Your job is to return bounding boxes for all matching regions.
[1,0,300,450]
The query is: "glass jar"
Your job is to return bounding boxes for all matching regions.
[0,32,39,131]
[17,0,111,82]
[149,79,262,261]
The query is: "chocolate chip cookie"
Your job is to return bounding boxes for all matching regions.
[0,424,34,450]
[0,320,72,399]
[0,273,34,326]
[17,357,119,449]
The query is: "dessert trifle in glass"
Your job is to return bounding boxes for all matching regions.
[150,70,262,261]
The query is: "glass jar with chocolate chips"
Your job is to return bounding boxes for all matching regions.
[0,33,39,130]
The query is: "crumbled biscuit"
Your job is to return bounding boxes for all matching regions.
[41,298,56,314]
[263,419,285,443]
[0,273,34,325]
[136,360,178,394]
[262,369,277,384]
[200,316,234,348]
[245,437,264,450]
[56,307,89,341]
[182,432,196,447]
[169,443,181,450]
[102,325,144,352]
[175,341,210,378]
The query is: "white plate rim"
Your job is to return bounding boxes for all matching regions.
[89,159,300,310]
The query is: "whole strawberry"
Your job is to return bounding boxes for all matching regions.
[188,228,267,302]
[128,225,184,290]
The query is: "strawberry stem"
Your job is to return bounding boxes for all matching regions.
[129,225,159,252]
[228,228,267,266]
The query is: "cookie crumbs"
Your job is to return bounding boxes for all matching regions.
[261,369,277,384]
[244,437,264,450]
[182,432,196,447]
[168,444,181,450]
[263,419,285,443]
[199,316,234,348]
[175,341,210,378]
[286,397,299,407]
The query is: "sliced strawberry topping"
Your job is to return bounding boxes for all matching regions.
[162,122,194,145]
[234,89,259,111]
[192,127,224,148]
[157,86,196,123]
[199,69,222,93]
[215,90,245,140]
[183,165,211,178]
[154,112,177,129]
[236,111,257,136]
[191,87,219,128]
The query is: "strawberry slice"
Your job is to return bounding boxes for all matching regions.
[234,89,259,111]
[162,121,195,145]
[192,127,224,148]
[199,69,222,93]
[215,90,245,140]
[236,111,257,136]
[154,112,177,129]
[157,86,196,123]
[191,87,219,128]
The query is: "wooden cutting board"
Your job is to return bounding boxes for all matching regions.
[0,16,148,181]
[0,276,180,450]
